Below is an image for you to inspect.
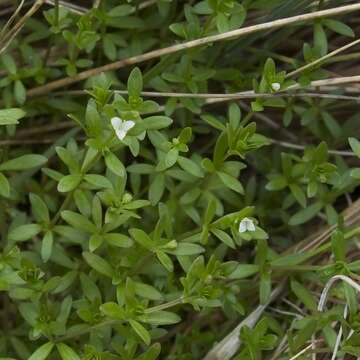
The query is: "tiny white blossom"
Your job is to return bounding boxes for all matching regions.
[271,82,281,91]
[111,117,135,140]
[239,217,256,233]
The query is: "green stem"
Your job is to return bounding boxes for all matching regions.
[54,0,59,27]
[345,226,360,240]
[272,264,322,271]
[55,320,117,343]
[50,191,73,226]
[241,111,254,126]
[144,297,185,314]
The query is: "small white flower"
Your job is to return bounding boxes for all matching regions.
[111,117,135,140]
[271,82,281,91]
[239,217,256,233]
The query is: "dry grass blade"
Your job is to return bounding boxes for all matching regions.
[288,343,314,360]
[291,275,360,360]
[296,75,360,89]
[203,282,285,360]
[58,89,360,101]
[44,0,155,14]
[0,0,25,40]
[44,0,87,15]
[269,139,355,157]
[286,38,360,78]
[330,305,347,360]
[318,275,360,311]
[0,0,46,56]
[26,3,360,97]
[93,0,101,9]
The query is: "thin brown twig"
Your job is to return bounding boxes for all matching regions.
[138,0,157,10]
[43,0,156,15]
[55,89,360,101]
[0,137,85,146]
[0,0,25,40]
[297,75,360,88]
[0,138,57,145]
[0,0,46,56]
[93,0,101,9]
[330,51,360,63]
[26,3,360,97]
[286,38,360,78]
[16,86,358,146]
[44,0,87,15]
[269,138,355,157]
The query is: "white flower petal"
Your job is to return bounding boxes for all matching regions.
[246,220,256,232]
[271,82,281,91]
[122,120,135,132]
[111,117,135,140]
[115,129,127,140]
[239,219,248,233]
[111,117,122,130]
[239,217,256,233]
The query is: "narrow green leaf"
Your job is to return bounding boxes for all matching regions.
[211,228,235,249]
[136,343,161,360]
[265,175,287,191]
[0,108,26,125]
[89,234,104,252]
[8,224,42,242]
[129,320,151,345]
[349,137,360,157]
[28,342,54,360]
[134,282,163,301]
[168,242,205,255]
[149,173,165,205]
[291,280,317,311]
[289,202,323,226]
[84,174,113,189]
[104,152,125,177]
[41,231,54,262]
[61,210,96,232]
[218,171,244,194]
[30,193,50,223]
[351,168,360,179]
[156,251,173,272]
[128,67,143,97]
[289,184,306,208]
[139,311,181,325]
[57,174,82,192]
[0,172,10,197]
[129,228,153,249]
[229,264,259,279]
[177,156,204,178]
[142,116,173,130]
[83,251,113,278]
[104,233,133,248]
[100,302,125,319]
[57,343,80,360]
[0,155,47,171]
[323,19,354,37]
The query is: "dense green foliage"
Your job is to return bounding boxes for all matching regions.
[0,0,360,359]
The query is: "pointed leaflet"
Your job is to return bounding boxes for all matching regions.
[28,342,54,360]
